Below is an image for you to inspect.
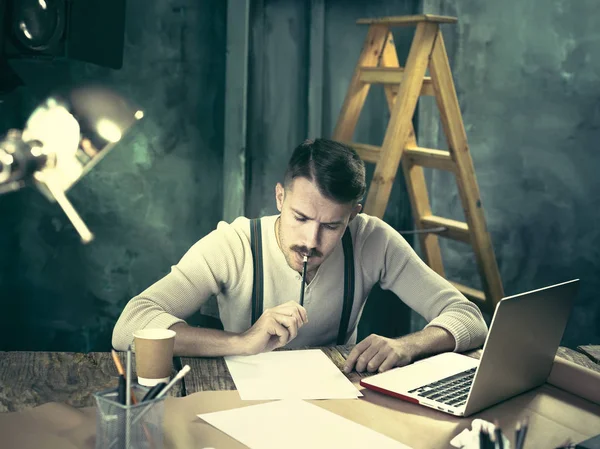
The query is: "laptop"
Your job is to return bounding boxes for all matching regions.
[360,279,579,417]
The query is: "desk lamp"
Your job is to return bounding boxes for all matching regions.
[0,85,143,243]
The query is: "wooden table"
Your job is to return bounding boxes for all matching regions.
[1,345,599,412]
[0,351,184,412]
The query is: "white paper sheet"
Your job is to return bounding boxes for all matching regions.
[224,349,362,400]
[198,399,413,449]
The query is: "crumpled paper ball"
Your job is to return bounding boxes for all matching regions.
[450,418,511,448]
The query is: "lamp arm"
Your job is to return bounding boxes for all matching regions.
[34,171,95,244]
[0,130,94,243]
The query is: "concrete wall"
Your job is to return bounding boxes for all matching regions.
[5,0,594,352]
[245,0,420,340]
[0,0,226,351]
[0,0,420,351]
[420,0,600,346]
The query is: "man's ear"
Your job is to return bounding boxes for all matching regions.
[349,203,362,221]
[275,183,285,212]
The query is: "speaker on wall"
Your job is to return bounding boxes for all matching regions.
[0,0,126,93]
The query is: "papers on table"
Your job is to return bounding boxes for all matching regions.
[198,399,413,449]
[224,349,362,400]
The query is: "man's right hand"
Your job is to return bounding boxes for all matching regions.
[239,301,308,355]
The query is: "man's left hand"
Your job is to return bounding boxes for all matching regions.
[343,334,414,373]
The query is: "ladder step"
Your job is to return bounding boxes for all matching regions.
[360,68,434,96]
[450,282,486,308]
[356,14,457,26]
[405,146,455,171]
[346,142,381,164]
[421,215,470,243]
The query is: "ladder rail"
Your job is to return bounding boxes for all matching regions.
[332,16,504,313]
[429,29,505,305]
[363,21,439,219]
[378,29,446,277]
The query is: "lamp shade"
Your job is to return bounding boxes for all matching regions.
[22,85,144,194]
[0,84,144,243]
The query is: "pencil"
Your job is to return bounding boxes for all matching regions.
[488,428,496,449]
[518,417,529,449]
[112,350,137,405]
[481,428,492,449]
[126,346,132,406]
[110,350,155,449]
[299,255,308,306]
[117,375,126,404]
[494,420,504,449]
[515,420,522,449]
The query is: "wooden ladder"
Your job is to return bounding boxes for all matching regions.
[332,14,504,314]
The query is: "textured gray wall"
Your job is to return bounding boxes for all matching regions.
[0,0,226,351]
[420,0,600,346]
[246,0,419,224]
[8,0,593,352]
[245,0,420,339]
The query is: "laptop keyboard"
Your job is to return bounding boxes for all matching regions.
[408,367,476,408]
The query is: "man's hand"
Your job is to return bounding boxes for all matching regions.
[343,334,414,374]
[343,327,457,374]
[240,301,308,355]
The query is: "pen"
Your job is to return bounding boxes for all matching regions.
[299,255,308,307]
[128,365,192,430]
[142,382,167,402]
[155,365,191,399]
[110,350,155,449]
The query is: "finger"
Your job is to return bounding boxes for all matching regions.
[297,305,308,324]
[267,320,290,348]
[366,348,389,373]
[284,307,304,328]
[343,336,373,373]
[378,352,400,373]
[281,302,308,324]
[273,314,299,341]
[275,303,307,325]
[355,341,381,373]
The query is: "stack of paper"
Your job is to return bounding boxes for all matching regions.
[198,399,413,449]
[224,349,362,400]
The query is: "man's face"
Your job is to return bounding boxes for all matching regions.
[275,177,361,274]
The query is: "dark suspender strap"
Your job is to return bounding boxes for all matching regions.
[337,226,355,345]
[250,218,264,326]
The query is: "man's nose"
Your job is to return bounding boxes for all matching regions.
[305,223,321,250]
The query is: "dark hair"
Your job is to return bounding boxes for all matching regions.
[283,138,366,205]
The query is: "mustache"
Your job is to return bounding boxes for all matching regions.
[291,246,323,258]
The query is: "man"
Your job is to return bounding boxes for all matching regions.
[113,139,487,373]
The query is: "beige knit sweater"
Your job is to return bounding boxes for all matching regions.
[112,214,488,352]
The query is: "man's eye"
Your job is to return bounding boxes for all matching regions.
[295,216,307,222]
[324,225,339,231]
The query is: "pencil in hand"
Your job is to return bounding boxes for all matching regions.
[299,255,308,307]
